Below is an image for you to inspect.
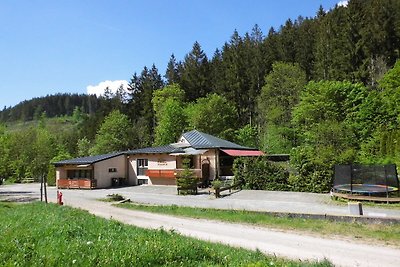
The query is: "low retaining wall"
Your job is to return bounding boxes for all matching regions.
[263,211,400,225]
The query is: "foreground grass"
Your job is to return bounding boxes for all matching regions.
[117,203,400,247]
[0,202,331,267]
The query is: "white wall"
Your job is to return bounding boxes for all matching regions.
[56,168,66,180]
[128,154,177,185]
[94,155,127,188]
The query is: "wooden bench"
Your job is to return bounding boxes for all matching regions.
[177,185,198,195]
[210,182,242,198]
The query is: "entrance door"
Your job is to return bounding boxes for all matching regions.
[201,159,210,187]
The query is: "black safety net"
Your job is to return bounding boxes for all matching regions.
[333,164,399,196]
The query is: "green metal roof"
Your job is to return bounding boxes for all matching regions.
[53,152,124,166]
[182,130,253,150]
[53,131,257,166]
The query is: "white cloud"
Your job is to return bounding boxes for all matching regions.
[338,0,348,7]
[86,80,129,96]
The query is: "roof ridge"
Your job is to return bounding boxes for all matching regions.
[182,129,251,149]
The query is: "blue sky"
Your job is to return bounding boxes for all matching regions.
[0,0,344,109]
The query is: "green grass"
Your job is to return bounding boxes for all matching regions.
[117,203,400,247]
[0,202,331,267]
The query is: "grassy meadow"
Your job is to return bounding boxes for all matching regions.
[117,203,400,247]
[0,202,332,267]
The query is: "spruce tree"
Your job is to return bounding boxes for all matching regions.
[180,41,210,101]
[165,54,181,85]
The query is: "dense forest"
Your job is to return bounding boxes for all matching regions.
[1,0,400,192]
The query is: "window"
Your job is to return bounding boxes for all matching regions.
[137,159,148,176]
[138,179,148,185]
[108,168,117,173]
[67,169,92,179]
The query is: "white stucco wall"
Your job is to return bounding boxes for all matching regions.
[94,155,127,188]
[128,154,177,185]
[56,168,66,180]
[55,168,66,187]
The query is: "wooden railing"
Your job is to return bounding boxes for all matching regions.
[209,181,242,198]
[57,179,97,189]
[145,170,176,179]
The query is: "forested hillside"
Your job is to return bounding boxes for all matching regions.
[1,0,399,192]
[0,94,103,122]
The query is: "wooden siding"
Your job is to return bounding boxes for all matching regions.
[57,179,97,189]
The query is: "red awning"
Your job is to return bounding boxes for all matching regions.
[221,149,264,156]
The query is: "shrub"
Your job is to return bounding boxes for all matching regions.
[211,179,223,189]
[106,194,125,201]
[289,146,334,193]
[233,156,289,191]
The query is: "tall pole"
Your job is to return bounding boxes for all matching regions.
[350,164,353,194]
[40,175,43,202]
[44,174,48,204]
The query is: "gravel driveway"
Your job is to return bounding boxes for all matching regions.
[2,183,400,267]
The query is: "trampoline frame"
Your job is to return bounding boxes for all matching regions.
[333,164,400,198]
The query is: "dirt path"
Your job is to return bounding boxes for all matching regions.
[65,197,400,267]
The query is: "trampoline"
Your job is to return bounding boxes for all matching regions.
[333,164,399,197]
[333,184,398,194]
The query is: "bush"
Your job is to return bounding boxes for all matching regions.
[211,179,223,189]
[233,156,289,191]
[106,194,125,201]
[289,146,334,193]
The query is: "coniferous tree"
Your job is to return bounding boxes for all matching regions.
[279,19,297,63]
[165,54,181,85]
[313,5,352,81]
[261,27,282,75]
[216,31,248,125]
[209,48,224,94]
[294,17,317,80]
[180,41,210,101]
[126,65,164,147]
